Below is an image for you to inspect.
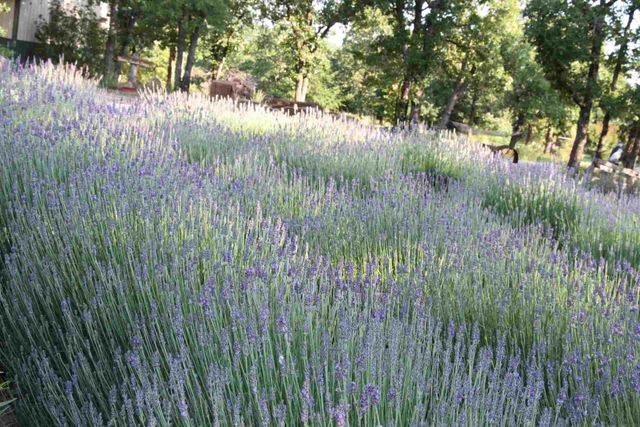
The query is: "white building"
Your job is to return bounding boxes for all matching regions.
[1,1,50,43]
[0,1,108,56]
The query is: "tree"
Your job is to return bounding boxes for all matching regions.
[111,2,140,79]
[139,0,227,92]
[226,25,291,98]
[371,0,453,124]
[203,0,255,80]
[226,24,343,109]
[623,121,640,168]
[103,0,119,84]
[35,1,107,75]
[261,0,359,102]
[101,0,143,85]
[595,2,638,159]
[501,32,566,148]
[435,0,519,129]
[526,0,623,169]
[0,2,12,57]
[332,7,400,121]
[617,84,640,168]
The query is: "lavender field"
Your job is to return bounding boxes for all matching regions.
[1,62,640,426]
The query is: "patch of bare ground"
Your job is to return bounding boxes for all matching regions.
[100,88,141,106]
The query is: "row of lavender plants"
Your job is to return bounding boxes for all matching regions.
[1,61,639,426]
[161,89,640,270]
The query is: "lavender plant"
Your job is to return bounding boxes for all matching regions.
[0,376,13,416]
[1,60,640,426]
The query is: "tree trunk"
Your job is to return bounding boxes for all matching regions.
[180,26,200,93]
[395,0,425,125]
[568,104,593,169]
[211,31,234,80]
[408,87,423,126]
[543,125,554,154]
[114,41,128,78]
[103,0,118,84]
[395,79,412,125]
[437,79,466,129]
[166,46,174,93]
[596,111,612,160]
[301,76,309,101]
[294,73,308,102]
[623,123,640,169]
[408,102,419,126]
[174,15,186,91]
[214,58,225,80]
[524,125,533,145]
[437,62,472,129]
[595,8,635,159]
[127,52,138,86]
[567,8,605,169]
[295,74,303,102]
[393,0,444,125]
[469,89,478,125]
[510,112,525,148]
[113,13,135,78]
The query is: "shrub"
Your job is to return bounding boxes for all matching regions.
[400,143,466,181]
[481,178,582,239]
[35,0,106,75]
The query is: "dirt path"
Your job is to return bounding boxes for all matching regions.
[99,88,141,106]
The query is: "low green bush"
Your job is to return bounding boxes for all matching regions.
[400,144,466,190]
[0,377,14,416]
[481,178,582,239]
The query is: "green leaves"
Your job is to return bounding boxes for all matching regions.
[0,377,14,417]
[225,23,344,108]
[34,1,107,76]
[524,0,620,105]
